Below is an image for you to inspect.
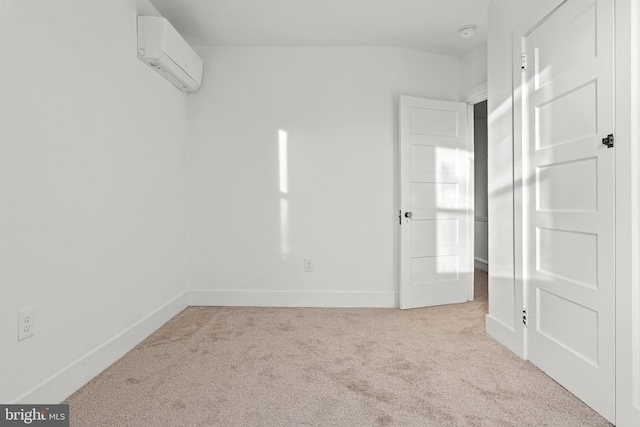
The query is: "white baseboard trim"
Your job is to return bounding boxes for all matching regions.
[189,289,398,308]
[474,258,488,272]
[486,314,523,358]
[12,292,189,404]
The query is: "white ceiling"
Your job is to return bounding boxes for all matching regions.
[149,0,489,57]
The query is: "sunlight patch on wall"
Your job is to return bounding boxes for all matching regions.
[279,130,289,258]
[279,130,288,194]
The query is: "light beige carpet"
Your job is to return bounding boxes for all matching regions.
[65,270,612,426]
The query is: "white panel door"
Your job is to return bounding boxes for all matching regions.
[523,0,615,421]
[399,96,471,309]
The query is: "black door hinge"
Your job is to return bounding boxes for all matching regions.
[522,309,528,327]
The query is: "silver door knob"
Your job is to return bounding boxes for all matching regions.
[404,212,413,219]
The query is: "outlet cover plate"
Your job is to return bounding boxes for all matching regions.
[304,258,314,272]
[18,307,34,341]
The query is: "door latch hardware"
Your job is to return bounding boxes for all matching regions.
[602,134,614,148]
[522,309,528,327]
[404,212,413,219]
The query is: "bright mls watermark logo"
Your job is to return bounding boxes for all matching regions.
[0,405,68,426]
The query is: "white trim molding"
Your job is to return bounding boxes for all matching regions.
[189,289,397,308]
[474,258,489,272]
[12,286,397,404]
[615,0,640,425]
[459,82,488,104]
[12,292,189,404]
[485,314,523,358]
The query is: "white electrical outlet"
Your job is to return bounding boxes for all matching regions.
[304,258,314,272]
[18,307,34,341]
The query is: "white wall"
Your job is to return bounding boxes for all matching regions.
[459,42,488,99]
[0,0,189,403]
[187,46,461,307]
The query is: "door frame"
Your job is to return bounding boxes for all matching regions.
[614,1,640,425]
[460,84,488,301]
[512,0,570,364]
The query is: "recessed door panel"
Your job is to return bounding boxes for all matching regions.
[537,288,599,365]
[536,227,598,289]
[535,3,596,89]
[410,183,459,210]
[409,107,459,137]
[536,158,598,212]
[411,219,459,247]
[410,145,458,174]
[411,255,459,285]
[536,82,597,149]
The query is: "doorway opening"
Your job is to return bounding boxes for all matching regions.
[473,101,489,274]
[472,100,489,300]
[471,100,488,302]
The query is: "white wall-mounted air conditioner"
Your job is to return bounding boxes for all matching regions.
[137,16,203,92]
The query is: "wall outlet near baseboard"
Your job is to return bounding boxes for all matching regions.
[18,307,34,340]
[304,258,314,272]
